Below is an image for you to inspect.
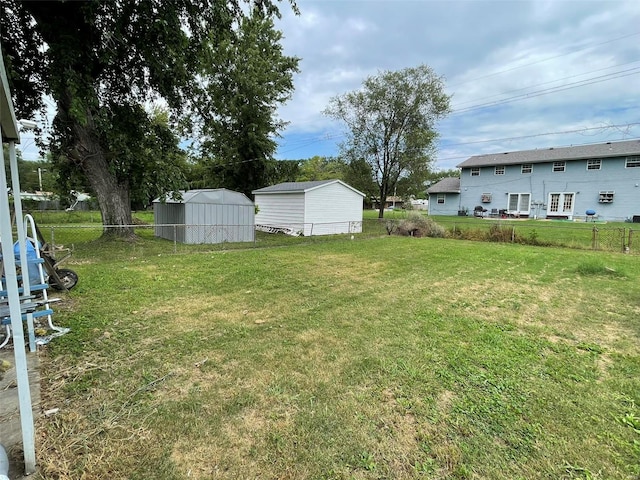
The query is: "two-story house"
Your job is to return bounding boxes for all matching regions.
[428,139,640,221]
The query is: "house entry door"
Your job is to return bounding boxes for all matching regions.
[507,193,530,217]
[547,192,574,218]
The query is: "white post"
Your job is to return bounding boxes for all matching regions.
[10,144,36,351]
[0,138,36,474]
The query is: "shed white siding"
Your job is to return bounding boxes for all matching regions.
[254,193,305,233]
[253,180,364,236]
[304,182,363,235]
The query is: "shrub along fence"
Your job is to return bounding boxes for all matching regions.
[30,218,637,262]
[410,217,632,253]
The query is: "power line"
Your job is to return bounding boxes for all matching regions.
[450,59,640,109]
[447,31,640,89]
[279,64,640,153]
[451,67,640,115]
[277,131,344,154]
[440,122,640,148]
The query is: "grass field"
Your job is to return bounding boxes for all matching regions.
[33,235,640,479]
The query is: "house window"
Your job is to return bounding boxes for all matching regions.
[470,167,480,176]
[553,161,565,172]
[521,164,532,174]
[495,165,505,175]
[437,194,445,204]
[626,156,640,168]
[587,159,601,170]
[508,193,531,215]
[481,193,492,203]
[598,191,614,203]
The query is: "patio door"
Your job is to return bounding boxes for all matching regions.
[507,193,530,216]
[547,192,574,218]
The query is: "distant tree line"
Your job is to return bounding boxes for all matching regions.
[9,145,460,211]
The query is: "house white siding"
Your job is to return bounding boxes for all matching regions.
[304,182,363,236]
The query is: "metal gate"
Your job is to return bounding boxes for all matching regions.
[592,227,632,253]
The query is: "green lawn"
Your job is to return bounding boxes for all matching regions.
[35,236,640,479]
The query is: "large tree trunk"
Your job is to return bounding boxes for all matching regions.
[378,184,387,219]
[81,151,133,238]
[64,104,134,238]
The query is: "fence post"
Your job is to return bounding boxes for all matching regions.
[173,224,177,254]
[592,226,598,250]
[50,226,55,249]
[511,226,515,243]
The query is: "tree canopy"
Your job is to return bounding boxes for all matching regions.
[324,65,451,218]
[195,12,299,197]
[0,0,296,236]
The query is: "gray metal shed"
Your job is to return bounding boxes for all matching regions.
[153,189,255,244]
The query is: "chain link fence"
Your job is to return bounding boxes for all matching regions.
[30,218,638,262]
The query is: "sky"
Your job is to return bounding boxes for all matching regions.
[271,0,640,170]
[17,0,640,173]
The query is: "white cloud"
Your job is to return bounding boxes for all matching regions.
[274,0,640,169]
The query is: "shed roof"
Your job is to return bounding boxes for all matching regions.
[253,179,365,197]
[457,139,640,168]
[154,189,253,206]
[427,177,460,194]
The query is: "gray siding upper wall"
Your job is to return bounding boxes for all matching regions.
[154,203,187,243]
[428,193,461,216]
[153,189,255,244]
[457,156,640,220]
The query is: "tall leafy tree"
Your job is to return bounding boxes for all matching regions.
[0,0,294,236]
[296,156,346,182]
[324,65,451,218]
[343,158,377,204]
[195,12,299,197]
[265,159,301,185]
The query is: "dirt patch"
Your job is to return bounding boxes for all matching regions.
[436,389,456,413]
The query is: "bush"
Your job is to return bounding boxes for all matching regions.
[385,219,398,235]
[486,224,516,243]
[446,226,487,241]
[396,213,445,238]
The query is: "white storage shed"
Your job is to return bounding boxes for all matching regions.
[252,180,365,236]
[153,189,254,244]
